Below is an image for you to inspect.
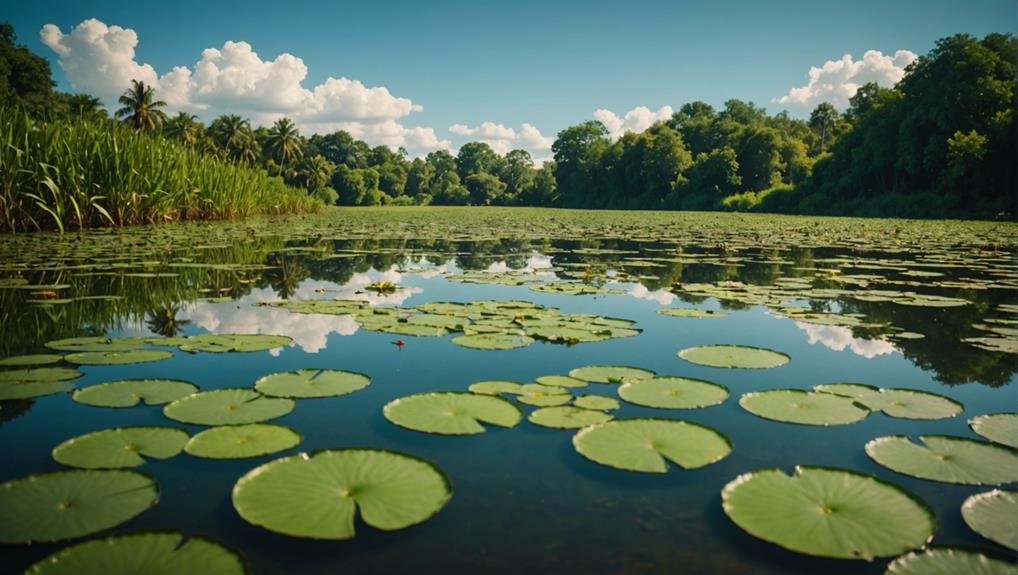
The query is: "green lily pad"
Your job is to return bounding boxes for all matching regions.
[451,333,534,350]
[52,426,189,469]
[865,436,1018,485]
[23,531,246,575]
[185,424,302,459]
[962,490,1018,550]
[814,383,962,420]
[383,392,521,435]
[516,383,571,407]
[618,376,729,409]
[528,406,613,429]
[970,413,1018,449]
[568,365,655,384]
[721,466,935,560]
[232,449,451,539]
[72,379,199,408]
[375,323,449,337]
[0,469,159,543]
[64,350,173,365]
[0,367,82,400]
[884,547,1018,575]
[658,308,727,318]
[467,380,524,395]
[572,418,732,473]
[535,375,588,388]
[527,326,608,343]
[573,395,620,410]
[45,337,143,352]
[739,390,870,426]
[254,369,371,399]
[172,334,293,353]
[0,354,63,367]
[163,389,295,426]
[678,345,790,369]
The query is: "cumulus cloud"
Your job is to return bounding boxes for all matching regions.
[447,121,553,157]
[795,322,899,359]
[593,105,674,141]
[774,49,917,110]
[40,18,447,154]
[625,283,677,305]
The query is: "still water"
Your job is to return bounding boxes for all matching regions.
[1,213,1015,574]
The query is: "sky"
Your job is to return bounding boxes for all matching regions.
[3,0,1016,159]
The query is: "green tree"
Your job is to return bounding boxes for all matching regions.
[456,142,502,180]
[297,154,336,191]
[0,22,62,117]
[265,118,304,169]
[62,93,106,121]
[552,121,610,208]
[808,102,839,154]
[209,114,258,163]
[164,112,203,146]
[499,149,536,200]
[115,80,168,132]
[465,172,507,205]
[686,146,742,197]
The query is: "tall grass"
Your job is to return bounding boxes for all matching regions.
[0,108,320,232]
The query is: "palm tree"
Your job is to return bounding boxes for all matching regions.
[209,114,258,163]
[115,80,168,131]
[145,304,191,337]
[265,118,304,169]
[164,112,203,146]
[65,93,106,120]
[297,154,336,190]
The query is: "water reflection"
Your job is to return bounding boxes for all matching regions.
[794,322,899,359]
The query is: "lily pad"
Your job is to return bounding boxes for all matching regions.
[535,375,588,388]
[23,531,246,575]
[618,376,729,409]
[658,308,727,318]
[383,392,521,435]
[45,337,143,352]
[572,418,732,473]
[969,413,1018,449]
[0,469,159,543]
[72,379,199,408]
[254,369,371,399]
[451,333,534,350]
[962,490,1018,550]
[721,466,935,560]
[0,354,63,367]
[516,383,571,407]
[568,365,655,384]
[573,395,620,410]
[739,390,870,426]
[232,449,451,539]
[467,380,524,395]
[528,406,613,429]
[678,345,790,369]
[375,323,449,337]
[0,367,82,400]
[865,436,1018,485]
[884,547,1018,575]
[814,383,962,420]
[163,389,295,426]
[64,350,173,365]
[172,334,292,353]
[52,426,189,469]
[185,424,302,459]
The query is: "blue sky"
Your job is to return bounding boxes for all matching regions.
[4,0,1015,156]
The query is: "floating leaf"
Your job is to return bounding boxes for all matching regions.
[375,323,449,337]
[0,469,159,543]
[657,308,727,318]
[467,380,524,395]
[0,367,82,400]
[573,395,620,410]
[572,418,731,473]
[23,531,246,575]
[677,345,790,369]
[970,413,1018,449]
[739,390,870,426]
[721,466,935,560]
[528,406,613,429]
[45,337,143,352]
[170,334,292,353]
[884,547,1018,575]
[535,375,588,388]
[383,392,521,435]
[72,379,198,408]
[451,333,534,350]
[232,449,451,539]
[568,365,655,384]
[52,426,189,469]
[163,389,295,426]
[254,369,370,399]
[516,383,571,407]
[0,354,63,367]
[865,436,1018,485]
[962,490,1018,551]
[64,350,173,365]
[185,424,301,459]
[618,376,729,409]
[815,383,962,420]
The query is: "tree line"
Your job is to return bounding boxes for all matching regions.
[3,21,1013,219]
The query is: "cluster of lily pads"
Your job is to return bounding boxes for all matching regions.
[265,298,640,348]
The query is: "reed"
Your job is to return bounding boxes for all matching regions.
[0,108,320,233]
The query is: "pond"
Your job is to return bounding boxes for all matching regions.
[1,208,1016,574]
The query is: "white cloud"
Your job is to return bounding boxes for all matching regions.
[40,18,447,154]
[625,283,676,305]
[447,121,553,157]
[593,105,674,141]
[774,49,917,110]
[795,322,899,359]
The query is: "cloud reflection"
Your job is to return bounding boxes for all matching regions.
[795,322,899,359]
